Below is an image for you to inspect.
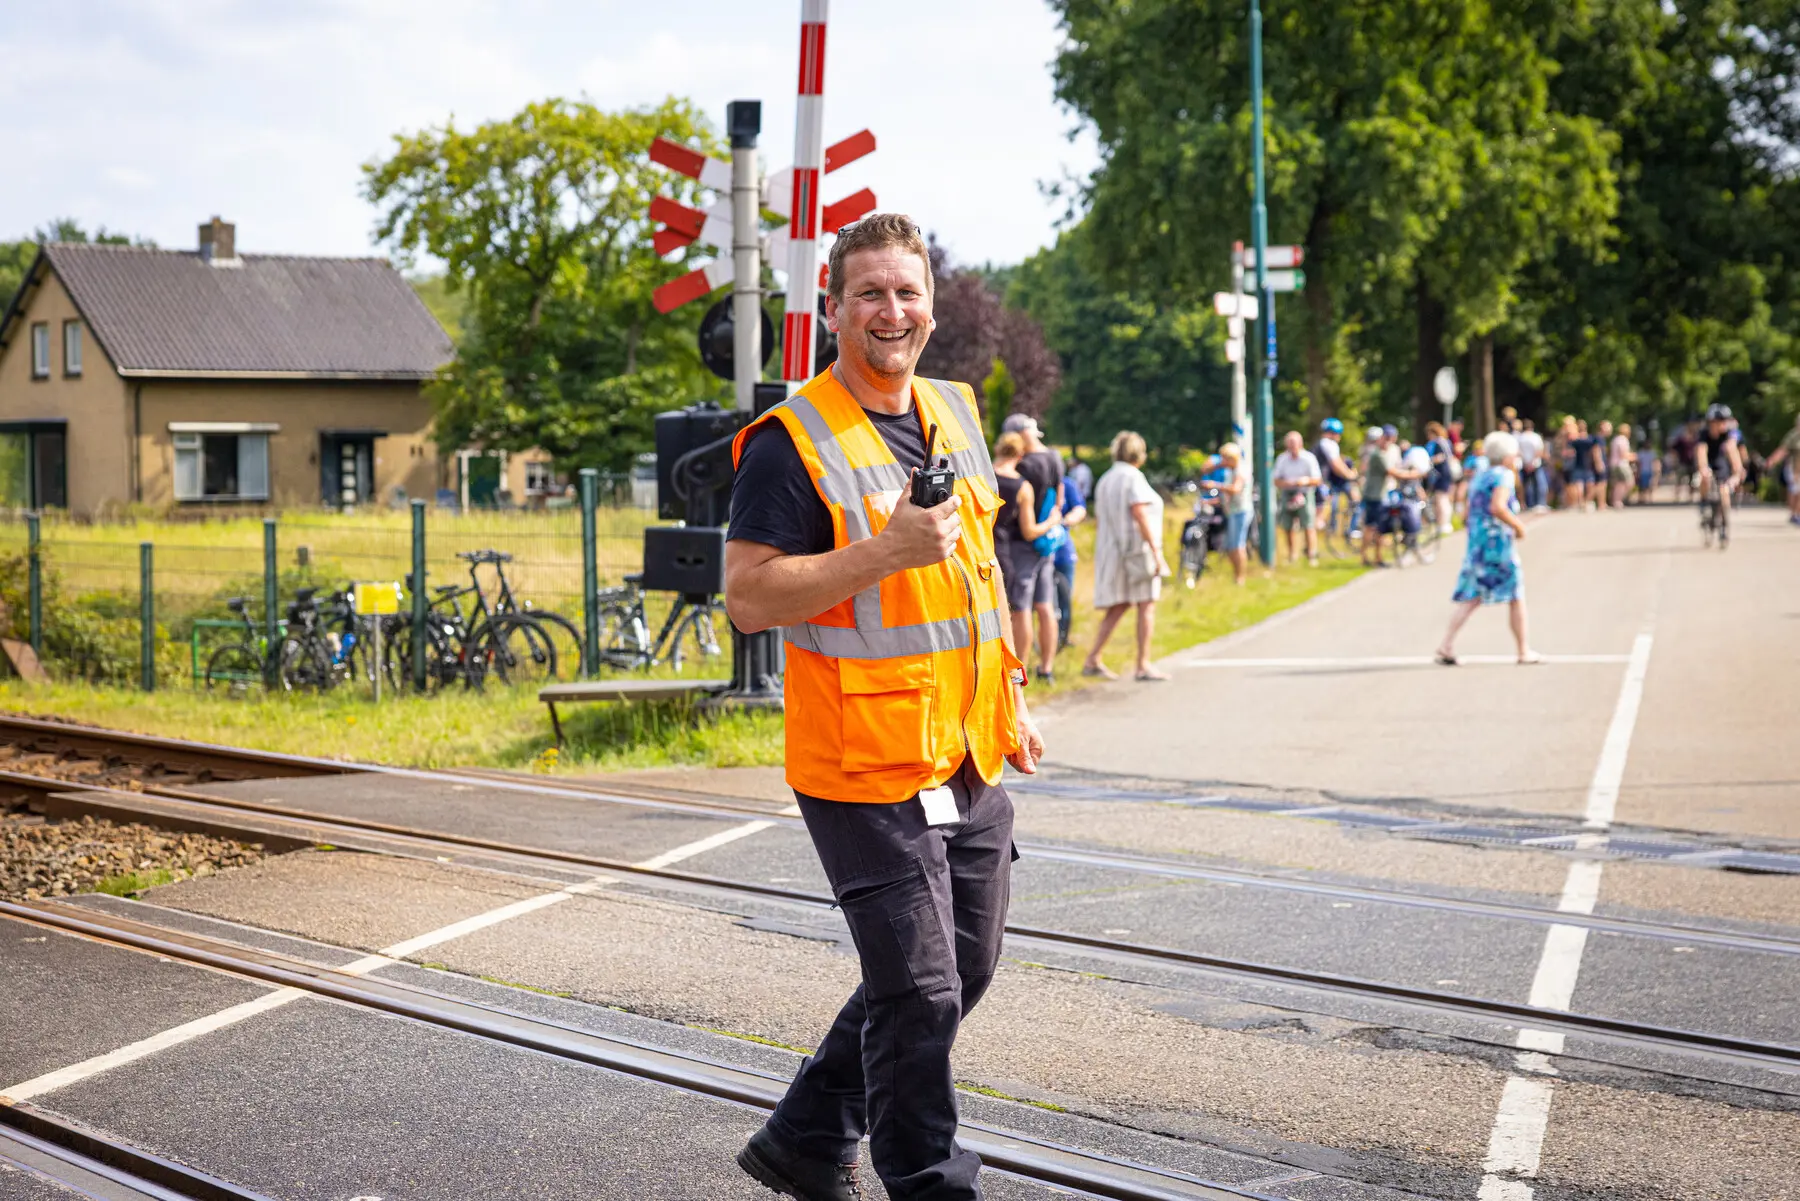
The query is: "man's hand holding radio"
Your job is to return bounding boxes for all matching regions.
[878,477,963,571]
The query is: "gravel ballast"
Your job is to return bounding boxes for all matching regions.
[0,810,268,902]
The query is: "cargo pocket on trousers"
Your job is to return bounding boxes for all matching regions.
[837,860,956,1002]
[839,658,934,774]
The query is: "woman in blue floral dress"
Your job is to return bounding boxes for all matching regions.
[1435,431,1542,665]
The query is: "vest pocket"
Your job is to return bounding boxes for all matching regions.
[838,657,935,773]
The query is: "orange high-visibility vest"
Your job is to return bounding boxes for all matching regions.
[731,370,1022,804]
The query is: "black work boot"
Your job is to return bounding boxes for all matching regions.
[736,1125,863,1201]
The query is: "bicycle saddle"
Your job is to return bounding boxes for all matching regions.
[623,572,645,586]
[433,584,461,596]
[293,587,318,603]
[226,597,248,612]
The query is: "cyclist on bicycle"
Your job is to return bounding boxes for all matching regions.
[1696,403,1746,546]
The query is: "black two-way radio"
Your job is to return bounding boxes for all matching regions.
[911,423,957,508]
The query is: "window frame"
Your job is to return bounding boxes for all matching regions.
[172,429,272,503]
[30,323,49,379]
[524,460,557,496]
[62,320,82,377]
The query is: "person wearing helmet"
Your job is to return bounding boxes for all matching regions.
[1697,403,1745,546]
[1313,417,1356,543]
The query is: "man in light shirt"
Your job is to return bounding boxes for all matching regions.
[1272,430,1324,565]
[1518,420,1547,511]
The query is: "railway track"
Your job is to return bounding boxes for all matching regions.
[6,712,1794,959]
[2,898,1271,1201]
[0,1101,272,1200]
[7,715,1800,1076]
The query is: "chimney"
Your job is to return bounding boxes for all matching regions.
[198,216,239,266]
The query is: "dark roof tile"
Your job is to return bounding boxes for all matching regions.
[46,243,453,379]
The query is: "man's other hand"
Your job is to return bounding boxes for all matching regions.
[878,479,963,571]
[1008,716,1045,774]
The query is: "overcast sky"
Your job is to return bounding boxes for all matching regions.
[0,0,1096,270]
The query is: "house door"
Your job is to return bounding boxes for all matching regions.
[463,453,501,508]
[320,433,376,510]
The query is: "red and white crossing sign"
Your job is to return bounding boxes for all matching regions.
[649,1,878,329]
[1236,245,1304,270]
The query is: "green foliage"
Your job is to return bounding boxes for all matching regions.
[1,217,153,318]
[0,549,176,686]
[1008,232,1232,458]
[409,273,470,343]
[1045,0,1800,444]
[364,98,723,471]
[981,358,1015,445]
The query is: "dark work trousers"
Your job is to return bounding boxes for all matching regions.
[767,759,1015,1201]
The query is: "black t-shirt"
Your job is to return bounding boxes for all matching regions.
[1701,430,1735,473]
[1017,450,1063,523]
[993,473,1024,551]
[728,406,929,556]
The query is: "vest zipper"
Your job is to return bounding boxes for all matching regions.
[952,558,979,760]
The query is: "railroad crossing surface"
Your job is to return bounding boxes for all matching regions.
[2,503,1796,1200]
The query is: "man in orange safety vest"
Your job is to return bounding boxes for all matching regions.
[726,212,1045,1201]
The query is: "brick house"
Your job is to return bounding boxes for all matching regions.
[0,218,556,514]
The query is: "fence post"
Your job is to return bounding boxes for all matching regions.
[139,541,155,692]
[26,512,42,656]
[262,517,278,653]
[579,468,599,678]
[410,498,427,691]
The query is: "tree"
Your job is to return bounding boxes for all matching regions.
[916,240,1060,422]
[0,218,151,316]
[1049,1,1615,428]
[364,98,721,470]
[1009,231,1231,458]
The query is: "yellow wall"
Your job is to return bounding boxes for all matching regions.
[0,268,131,514]
[137,380,443,509]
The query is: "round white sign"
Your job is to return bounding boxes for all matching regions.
[1433,366,1458,405]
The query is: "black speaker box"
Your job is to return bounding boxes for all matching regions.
[642,526,726,597]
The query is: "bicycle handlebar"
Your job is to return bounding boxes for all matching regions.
[456,549,514,564]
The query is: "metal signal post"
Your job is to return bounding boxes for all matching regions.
[728,101,763,413]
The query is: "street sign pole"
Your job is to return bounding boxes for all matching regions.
[1230,244,1249,455]
[1250,0,1275,566]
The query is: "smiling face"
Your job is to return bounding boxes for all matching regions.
[826,245,935,384]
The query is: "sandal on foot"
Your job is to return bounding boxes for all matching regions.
[1134,668,1170,681]
[1434,650,1458,666]
[1517,652,1546,666]
[1081,663,1118,679]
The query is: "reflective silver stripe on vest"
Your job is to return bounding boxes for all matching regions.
[920,378,999,491]
[777,378,1006,660]
[785,604,1006,660]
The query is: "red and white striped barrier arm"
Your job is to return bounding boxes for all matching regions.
[782,0,828,386]
[652,257,734,315]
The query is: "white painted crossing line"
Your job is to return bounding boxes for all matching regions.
[1180,653,1630,670]
[1477,633,1654,1200]
[0,816,779,1104]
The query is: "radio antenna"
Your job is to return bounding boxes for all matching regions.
[922,423,939,466]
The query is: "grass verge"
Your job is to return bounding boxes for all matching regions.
[1,507,1363,770]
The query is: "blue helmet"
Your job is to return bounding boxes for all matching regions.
[1321,417,1343,434]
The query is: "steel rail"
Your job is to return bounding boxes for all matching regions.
[0,1102,274,1200]
[0,713,350,781]
[2,900,1271,1201]
[12,726,1800,963]
[14,770,1800,1072]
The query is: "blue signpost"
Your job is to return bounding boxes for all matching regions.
[1250,0,1276,566]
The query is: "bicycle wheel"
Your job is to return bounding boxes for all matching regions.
[596,604,648,671]
[1414,516,1439,565]
[524,609,585,680]
[469,615,558,687]
[669,605,726,673]
[276,636,334,692]
[204,644,264,699]
[1180,534,1208,588]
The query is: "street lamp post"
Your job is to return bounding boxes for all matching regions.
[1250,0,1275,566]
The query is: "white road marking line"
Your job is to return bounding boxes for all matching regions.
[1478,634,1654,1199]
[1582,633,1655,829]
[1179,653,1629,669]
[0,817,777,1103]
[1,987,306,1103]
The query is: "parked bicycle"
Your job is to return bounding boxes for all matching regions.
[1178,487,1226,588]
[201,597,277,698]
[387,550,574,690]
[594,573,724,672]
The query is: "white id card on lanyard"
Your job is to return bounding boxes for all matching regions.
[917,785,961,826]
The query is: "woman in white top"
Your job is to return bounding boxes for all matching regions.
[1082,431,1171,681]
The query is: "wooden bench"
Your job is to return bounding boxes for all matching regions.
[537,679,732,745]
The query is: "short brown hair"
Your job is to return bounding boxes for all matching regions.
[993,432,1026,462]
[826,213,932,304]
[1425,421,1446,439]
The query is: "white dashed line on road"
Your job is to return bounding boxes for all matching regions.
[0,816,780,1105]
[1477,632,1655,1201]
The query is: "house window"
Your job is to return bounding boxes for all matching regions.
[30,323,49,378]
[173,432,269,501]
[524,460,557,495]
[63,321,82,377]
